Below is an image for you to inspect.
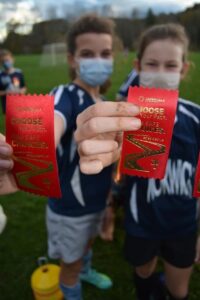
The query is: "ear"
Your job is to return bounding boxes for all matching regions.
[180,61,190,79]
[134,59,140,72]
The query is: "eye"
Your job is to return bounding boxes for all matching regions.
[167,64,178,68]
[146,62,157,66]
[79,50,94,58]
[101,50,112,59]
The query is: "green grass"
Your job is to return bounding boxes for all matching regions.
[0,53,200,300]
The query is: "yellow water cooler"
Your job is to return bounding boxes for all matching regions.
[31,257,63,300]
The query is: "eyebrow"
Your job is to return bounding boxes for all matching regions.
[79,48,112,53]
[145,58,179,63]
[166,60,179,63]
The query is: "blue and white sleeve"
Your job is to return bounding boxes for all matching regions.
[50,85,73,133]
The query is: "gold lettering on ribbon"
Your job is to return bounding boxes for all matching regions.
[13,155,53,191]
[124,134,166,172]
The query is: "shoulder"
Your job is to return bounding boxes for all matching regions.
[178,98,200,124]
[50,84,72,105]
[179,98,200,110]
[51,83,91,111]
[122,69,139,87]
[128,69,139,80]
[117,69,139,98]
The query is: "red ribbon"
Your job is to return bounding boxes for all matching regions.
[120,86,179,179]
[193,154,200,198]
[6,94,61,198]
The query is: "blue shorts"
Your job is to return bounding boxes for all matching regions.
[124,232,197,268]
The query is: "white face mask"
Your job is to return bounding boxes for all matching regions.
[139,71,181,90]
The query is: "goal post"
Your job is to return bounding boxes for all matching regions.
[40,43,67,66]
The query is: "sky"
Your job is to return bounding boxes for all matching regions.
[0,0,200,41]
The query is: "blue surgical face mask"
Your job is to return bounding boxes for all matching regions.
[2,60,13,71]
[77,58,113,87]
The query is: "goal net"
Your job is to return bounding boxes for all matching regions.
[40,43,67,66]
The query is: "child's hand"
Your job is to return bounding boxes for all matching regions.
[195,236,200,264]
[100,206,115,241]
[0,133,14,173]
[74,101,141,175]
[0,134,17,195]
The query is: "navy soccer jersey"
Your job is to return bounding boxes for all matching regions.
[0,68,26,113]
[48,83,113,217]
[124,98,200,239]
[116,69,139,100]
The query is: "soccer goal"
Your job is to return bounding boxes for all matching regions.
[40,43,67,66]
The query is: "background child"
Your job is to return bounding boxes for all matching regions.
[75,23,200,300]
[0,49,26,114]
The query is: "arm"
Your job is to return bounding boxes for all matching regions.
[0,173,18,195]
[19,87,27,94]
[100,190,115,241]
[0,91,7,96]
[19,73,27,94]
[54,112,65,148]
[0,90,23,96]
[195,198,200,263]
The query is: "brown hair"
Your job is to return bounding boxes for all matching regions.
[0,49,13,59]
[67,13,114,55]
[137,23,189,62]
[67,14,114,94]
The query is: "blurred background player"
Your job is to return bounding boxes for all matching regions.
[0,49,26,114]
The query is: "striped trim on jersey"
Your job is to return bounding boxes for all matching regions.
[179,98,200,124]
[51,85,68,131]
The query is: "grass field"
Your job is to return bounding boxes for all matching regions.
[0,53,200,300]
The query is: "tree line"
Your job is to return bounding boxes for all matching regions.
[1,3,200,54]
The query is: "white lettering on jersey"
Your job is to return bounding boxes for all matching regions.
[147,159,193,202]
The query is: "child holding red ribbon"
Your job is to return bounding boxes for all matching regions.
[1,22,200,300]
[0,14,140,300]
[74,24,200,300]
